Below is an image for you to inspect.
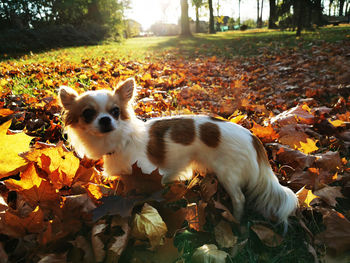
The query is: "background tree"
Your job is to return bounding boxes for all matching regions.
[191,0,205,33]
[180,0,192,36]
[268,0,277,28]
[208,0,215,33]
[257,0,264,27]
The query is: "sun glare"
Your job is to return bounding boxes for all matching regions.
[128,0,180,30]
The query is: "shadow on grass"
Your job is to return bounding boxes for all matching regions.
[0,24,108,61]
[148,26,350,59]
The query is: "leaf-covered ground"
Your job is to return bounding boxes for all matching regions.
[0,27,350,262]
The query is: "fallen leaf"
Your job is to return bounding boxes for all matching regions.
[296,186,319,208]
[316,210,350,255]
[191,244,229,263]
[5,163,61,210]
[105,216,130,262]
[3,206,44,237]
[298,138,319,154]
[314,186,344,207]
[251,122,279,142]
[0,120,32,177]
[131,203,167,249]
[91,220,107,262]
[251,224,283,247]
[214,220,237,248]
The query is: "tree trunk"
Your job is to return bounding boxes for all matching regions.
[180,0,192,36]
[257,0,260,26]
[195,6,200,33]
[208,0,215,33]
[268,0,277,29]
[238,0,241,25]
[339,0,345,16]
[296,0,304,37]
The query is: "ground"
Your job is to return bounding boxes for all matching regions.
[0,26,350,262]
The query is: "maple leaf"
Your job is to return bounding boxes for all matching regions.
[316,210,350,255]
[278,124,309,149]
[296,186,319,208]
[250,121,279,142]
[5,163,61,210]
[118,163,163,195]
[2,206,45,237]
[314,186,344,207]
[0,120,32,178]
[297,138,319,154]
[22,142,80,188]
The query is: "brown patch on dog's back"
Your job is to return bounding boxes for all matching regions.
[251,134,269,165]
[199,122,221,148]
[147,118,195,166]
[170,119,195,144]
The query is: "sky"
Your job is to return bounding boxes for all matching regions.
[125,0,270,31]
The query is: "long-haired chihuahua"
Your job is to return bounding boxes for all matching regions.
[58,78,298,228]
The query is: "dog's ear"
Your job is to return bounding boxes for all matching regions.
[58,86,78,110]
[114,78,135,103]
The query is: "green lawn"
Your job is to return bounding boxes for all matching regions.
[4,25,350,63]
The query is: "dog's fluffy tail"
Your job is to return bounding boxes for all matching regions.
[247,135,298,228]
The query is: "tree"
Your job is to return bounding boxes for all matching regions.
[257,0,264,28]
[238,0,242,26]
[268,0,278,28]
[191,0,205,33]
[208,0,215,33]
[180,0,192,36]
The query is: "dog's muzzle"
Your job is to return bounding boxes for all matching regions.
[99,116,113,133]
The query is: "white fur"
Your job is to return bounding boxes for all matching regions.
[59,81,298,228]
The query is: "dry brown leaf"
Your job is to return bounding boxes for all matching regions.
[316,210,350,255]
[251,224,283,247]
[214,220,237,248]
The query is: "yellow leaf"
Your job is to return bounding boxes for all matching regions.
[328,119,345,127]
[297,138,318,154]
[230,114,246,124]
[131,203,167,249]
[305,190,319,207]
[296,186,319,207]
[0,120,32,177]
[0,79,8,87]
[24,142,80,178]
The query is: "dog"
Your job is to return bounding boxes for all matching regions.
[58,78,298,227]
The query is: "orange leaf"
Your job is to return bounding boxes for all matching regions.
[0,108,14,117]
[5,163,60,209]
[3,206,45,237]
[23,142,80,187]
[251,122,279,142]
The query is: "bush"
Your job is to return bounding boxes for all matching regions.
[0,23,108,55]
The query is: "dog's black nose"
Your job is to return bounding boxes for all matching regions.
[99,117,113,133]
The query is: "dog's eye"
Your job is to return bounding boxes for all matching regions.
[110,107,120,118]
[82,108,96,123]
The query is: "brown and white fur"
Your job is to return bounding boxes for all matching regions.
[58,78,298,228]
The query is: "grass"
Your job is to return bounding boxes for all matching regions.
[2,24,350,63]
